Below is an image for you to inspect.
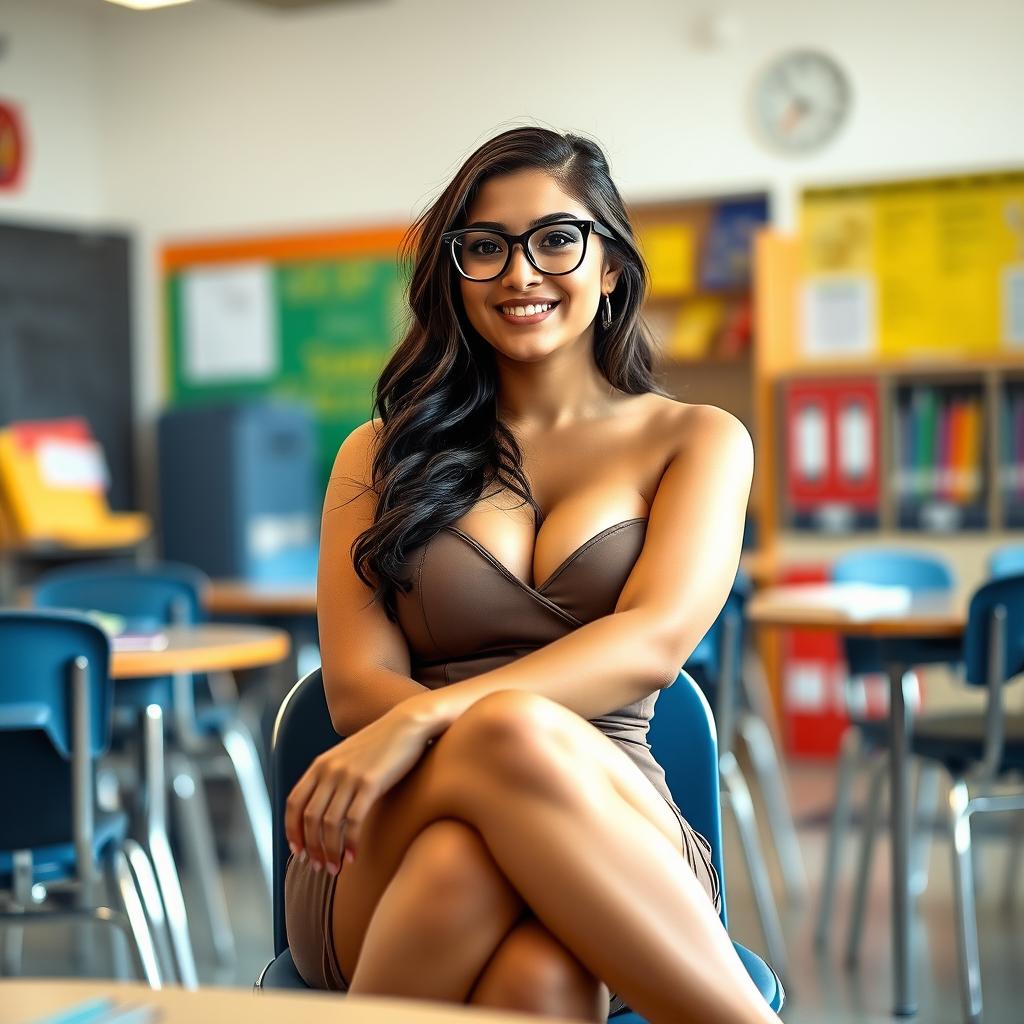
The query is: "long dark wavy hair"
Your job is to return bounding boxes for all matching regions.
[350,126,670,622]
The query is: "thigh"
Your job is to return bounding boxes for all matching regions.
[324,692,684,980]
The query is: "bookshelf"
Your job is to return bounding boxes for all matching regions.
[628,191,770,546]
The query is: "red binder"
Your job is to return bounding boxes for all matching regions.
[784,378,880,520]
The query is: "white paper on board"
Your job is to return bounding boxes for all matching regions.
[182,262,278,382]
[801,275,875,357]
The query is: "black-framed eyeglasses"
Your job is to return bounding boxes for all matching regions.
[441,218,616,282]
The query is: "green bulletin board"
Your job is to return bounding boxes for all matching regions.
[163,226,409,490]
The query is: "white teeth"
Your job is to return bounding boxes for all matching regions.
[501,302,554,317]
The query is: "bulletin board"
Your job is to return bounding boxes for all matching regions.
[799,170,1024,360]
[162,225,412,490]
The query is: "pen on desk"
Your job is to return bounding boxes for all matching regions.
[27,997,117,1024]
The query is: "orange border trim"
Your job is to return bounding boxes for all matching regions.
[161,223,416,271]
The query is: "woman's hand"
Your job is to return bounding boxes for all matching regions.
[284,698,440,873]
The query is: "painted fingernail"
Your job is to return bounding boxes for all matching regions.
[298,849,308,864]
[326,862,339,876]
[311,859,322,872]
[344,849,355,864]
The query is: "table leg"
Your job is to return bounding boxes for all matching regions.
[888,661,916,1016]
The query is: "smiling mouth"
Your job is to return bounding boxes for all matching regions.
[494,300,561,324]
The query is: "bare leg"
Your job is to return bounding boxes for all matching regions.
[328,691,775,1024]
[469,915,609,1022]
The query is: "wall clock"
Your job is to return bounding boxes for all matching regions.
[752,49,851,154]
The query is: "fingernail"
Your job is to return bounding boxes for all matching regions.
[311,860,322,872]
[344,849,355,864]
[298,849,308,864]
[326,862,339,876]
[288,842,299,856]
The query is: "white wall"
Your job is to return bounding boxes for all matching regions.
[3,0,1023,505]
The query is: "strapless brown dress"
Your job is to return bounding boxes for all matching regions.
[285,517,721,1017]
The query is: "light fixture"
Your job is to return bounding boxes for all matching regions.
[103,0,195,10]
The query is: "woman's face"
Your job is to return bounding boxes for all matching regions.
[455,168,620,362]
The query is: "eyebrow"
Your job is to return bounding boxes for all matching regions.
[464,211,581,231]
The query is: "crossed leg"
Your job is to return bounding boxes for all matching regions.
[308,689,775,1024]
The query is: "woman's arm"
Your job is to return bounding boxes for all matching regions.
[317,419,430,737]
[399,404,754,734]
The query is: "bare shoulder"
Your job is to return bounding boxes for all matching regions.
[323,418,385,512]
[642,395,752,462]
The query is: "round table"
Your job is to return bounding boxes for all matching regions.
[0,978,582,1024]
[747,582,967,1018]
[111,623,292,678]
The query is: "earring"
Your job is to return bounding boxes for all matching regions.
[601,293,613,329]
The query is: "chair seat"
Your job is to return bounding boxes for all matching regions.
[0,810,127,884]
[853,712,1024,774]
[256,940,785,1013]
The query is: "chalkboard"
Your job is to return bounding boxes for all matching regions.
[163,226,408,491]
[0,221,135,510]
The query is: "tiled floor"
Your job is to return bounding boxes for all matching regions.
[8,759,1022,1023]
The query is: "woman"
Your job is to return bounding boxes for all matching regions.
[284,126,774,1024]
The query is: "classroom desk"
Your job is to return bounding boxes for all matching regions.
[0,978,579,1024]
[747,582,966,1018]
[204,581,316,618]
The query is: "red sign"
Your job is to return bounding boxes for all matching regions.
[0,101,26,189]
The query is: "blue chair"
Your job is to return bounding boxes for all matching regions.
[988,545,1024,579]
[0,609,161,985]
[909,572,1024,1023]
[684,571,801,987]
[816,548,965,958]
[33,559,274,979]
[256,668,785,1018]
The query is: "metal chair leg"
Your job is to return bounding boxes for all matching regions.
[815,725,864,949]
[949,777,983,1024]
[1003,811,1024,911]
[169,752,237,966]
[105,848,162,988]
[123,838,175,983]
[845,751,887,965]
[218,718,274,901]
[720,749,790,988]
[1,850,32,975]
[737,709,808,904]
[141,705,199,989]
[910,760,942,899]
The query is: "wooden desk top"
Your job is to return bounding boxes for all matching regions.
[111,624,291,679]
[0,978,574,1024]
[747,582,967,638]
[205,580,316,617]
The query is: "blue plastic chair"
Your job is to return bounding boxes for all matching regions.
[816,548,965,955]
[255,668,785,1017]
[33,559,274,978]
[908,572,1024,1023]
[684,571,799,985]
[0,609,161,985]
[988,545,1024,579]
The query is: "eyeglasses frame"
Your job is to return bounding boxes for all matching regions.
[441,218,616,282]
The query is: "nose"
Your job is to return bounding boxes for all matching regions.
[501,242,543,289]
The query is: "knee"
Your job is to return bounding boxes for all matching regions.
[444,691,584,793]
[478,919,605,1019]
[399,819,521,936]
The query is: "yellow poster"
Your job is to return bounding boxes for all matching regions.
[800,171,1024,360]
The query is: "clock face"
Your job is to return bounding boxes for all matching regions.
[753,49,851,153]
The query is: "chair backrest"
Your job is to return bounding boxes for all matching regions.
[32,560,208,628]
[988,545,1024,579]
[830,547,955,676]
[962,572,1024,687]
[0,610,112,851]
[648,669,729,929]
[270,667,340,955]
